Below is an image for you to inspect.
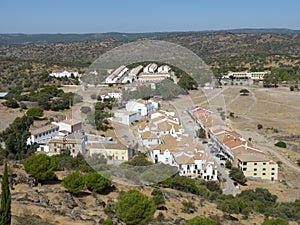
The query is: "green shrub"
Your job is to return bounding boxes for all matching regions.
[116,190,156,225]
[26,107,44,117]
[61,172,85,195]
[24,154,59,182]
[275,141,287,148]
[262,218,288,225]
[229,167,247,185]
[85,172,111,193]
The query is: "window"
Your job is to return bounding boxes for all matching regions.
[271,173,275,175]
[254,168,257,171]
[253,173,257,176]
[263,162,266,165]
[243,162,247,166]
[271,168,275,170]
[122,156,124,160]
[116,156,118,160]
[72,144,75,148]
[243,168,247,171]
[263,168,266,171]
[254,163,257,165]
[262,173,266,175]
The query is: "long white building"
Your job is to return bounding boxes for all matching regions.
[105,65,128,84]
[50,70,79,78]
[223,71,270,80]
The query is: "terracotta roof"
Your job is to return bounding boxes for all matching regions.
[161,134,179,148]
[139,122,148,130]
[60,119,82,126]
[232,145,263,156]
[141,131,159,139]
[157,121,173,131]
[236,153,269,162]
[136,99,150,105]
[30,124,59,135]
[88,142,127,150]
[174,153,193,164]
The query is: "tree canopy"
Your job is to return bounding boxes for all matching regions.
[178,73,198,91]
[0,162,11,225]
[26,107,44,118]
[116,190,156,225]
[85,172,112,193]
[24,154,59,182]
[0,115,35,159]
[61,172,85,195]
[229,167,247,185]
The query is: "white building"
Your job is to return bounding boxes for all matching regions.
[52,119,82,134]
[126,99,155,117]
[137,73,171,82]
[129,65,143,77]
[105,65,128,84]
[157,65,171,73]
[223,71,270,80]
[27,124,59,145]
[100,92,122,100]
[113,110,142,126]
[50,70,79,78]
[143,63,158,73]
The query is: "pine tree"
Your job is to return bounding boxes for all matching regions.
[0,162,11,225]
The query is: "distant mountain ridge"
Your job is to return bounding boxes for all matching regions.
[1,28,300,44]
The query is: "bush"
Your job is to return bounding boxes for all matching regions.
[274,141,287,148]
[186,216,217,225]
[229,167,247,185]
[80,106,91,114]
[262,218,288,225]
[257,124,263,130]
[151,188,165,207]
[90,93,97,100]
[182,200,196,213]
[297,159,300,166]
[26,107,44,118]
[101,219,113,225]
[116,190,156,225]
[85,172,111,193]
[3,98,19,108]
[24,154,59,182]
[225,160,232,169]
[61,172,85,195]
[290,86,295,91]
[127,153,152,166]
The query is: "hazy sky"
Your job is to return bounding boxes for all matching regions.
[0,0,299,33]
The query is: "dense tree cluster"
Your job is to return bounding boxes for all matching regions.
[87,98,115,131]
[24,154,60,183]
[0,115,36,159]
[14,85,82,111]
[62,171,112,195]
[178,73,198,91]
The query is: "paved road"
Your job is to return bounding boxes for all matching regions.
[171,95,238,195]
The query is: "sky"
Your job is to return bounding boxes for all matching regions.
[0,0,299,33]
